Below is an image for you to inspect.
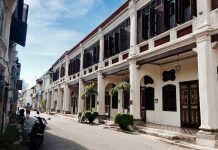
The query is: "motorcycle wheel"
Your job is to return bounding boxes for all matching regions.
[29,135,43,150]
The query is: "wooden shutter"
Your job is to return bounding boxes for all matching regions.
[164,0,170,30]
[190,0,197,17]
[91,95,95,108]
[142,13,149,40]
[149,8,156,38]
[87,52,91,67]
[93,46,97,64]
[104,37,109,59]
[162,84,177,111]
[109,35,114,57]
[83,53,86,68]
[75,59,80,73]
[212,0,218,10]
[68,62,71,75]
[120,28,125,51]
[137,10,143,43]
[145,87,154,110]
[115,32,120,53]
[96,43,100,63]
[175,0,182,24]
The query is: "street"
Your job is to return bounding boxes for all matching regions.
[25,112,192,150]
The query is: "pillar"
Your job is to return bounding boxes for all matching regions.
[50,88,55,111]
[118,89,123,113]
[65,54,69,78]
[80,44,84,74]
[56,86,62,112]
[196,0,211,29]
[78,78,85,113]
[63,84,71,114]
[196,35,218,147]
[46,92,50,110]
[97,72,105,115]
[129,0,138,56]
[98,28,104,68]
[129,60,141,122]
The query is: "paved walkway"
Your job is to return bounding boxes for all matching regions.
[137,123,198,143]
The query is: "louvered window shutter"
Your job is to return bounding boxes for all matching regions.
[190,0,197,17]
[149,8,156,38]
[142,13,149,40]
[175,0,182,24]
[164,0,171,30]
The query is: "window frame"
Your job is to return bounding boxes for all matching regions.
[162,84,177,111]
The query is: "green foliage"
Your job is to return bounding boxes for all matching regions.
[81,83,98,100]
[117,81,130,91]
[114,113,133,130]
[84,111,98,123]
[109,81,130,96]
[109,86,118,96]
[0,124,23,150]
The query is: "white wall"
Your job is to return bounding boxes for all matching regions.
[139,58,198,127]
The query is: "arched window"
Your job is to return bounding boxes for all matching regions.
[162,84,176,111]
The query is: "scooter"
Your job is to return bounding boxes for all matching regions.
[28,111,50,149]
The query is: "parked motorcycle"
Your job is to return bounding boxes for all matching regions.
[28,111,50,149]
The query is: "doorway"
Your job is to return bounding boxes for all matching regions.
[180,80,200,128]
[71,97,78,114]
[105,92,110,118]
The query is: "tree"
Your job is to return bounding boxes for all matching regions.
[39,99,47,112]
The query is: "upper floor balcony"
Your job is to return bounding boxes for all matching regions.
[50,0,218,86]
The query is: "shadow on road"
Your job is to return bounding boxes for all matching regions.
[40,132,88,150]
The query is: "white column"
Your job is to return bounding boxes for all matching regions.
[78,78,85,113]
[98,28,104,68]
[65,54,69,78]
[129,0,137,56]
[50,88,55,111]
[129,60,141,120]
[118,89,123,113]
[80,44,84,75]
[196,0,211,29]
[196,35,218,147]
[63,83,71,114]
[46,92,50,109]
[57,86,61,112]
[97,72,105,115]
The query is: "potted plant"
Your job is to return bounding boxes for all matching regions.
[114,113,133,130]
[117,81,130,91]
[84,111,98,123]
[81,83,98,111]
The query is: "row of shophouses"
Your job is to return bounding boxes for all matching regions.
[0,0,29,131]
[21,0,218,147]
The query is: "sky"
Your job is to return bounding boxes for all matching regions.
[18,0,126,89]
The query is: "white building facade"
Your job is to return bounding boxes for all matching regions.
[38,0,218,147]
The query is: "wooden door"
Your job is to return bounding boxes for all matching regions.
[86,97,90,111]
[140,87,146,122]
[105,93,110,117]
[180,80,200,128]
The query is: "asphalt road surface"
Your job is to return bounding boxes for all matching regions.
[27,112,191,150]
